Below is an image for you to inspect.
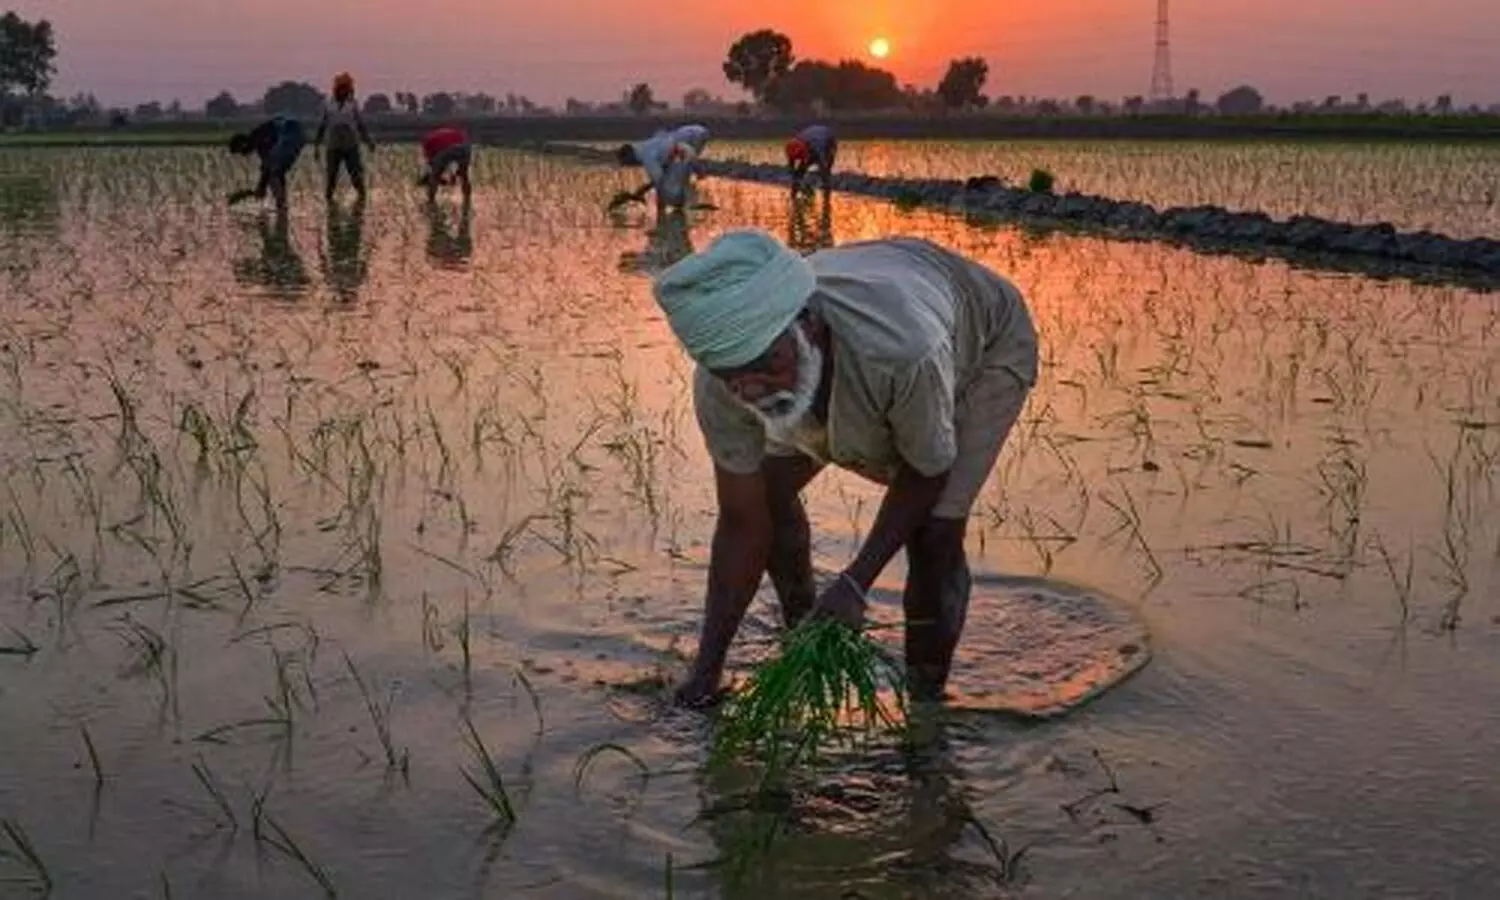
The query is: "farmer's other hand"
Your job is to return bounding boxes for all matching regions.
[810,573,866,630]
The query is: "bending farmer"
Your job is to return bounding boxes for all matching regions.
[652,230,1039,706]
[615,124,711,214]
[314,71,375,203]
[227,115,307,213]
[786,124,837,196]
[417,126,473,204]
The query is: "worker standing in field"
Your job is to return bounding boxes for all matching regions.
[652,229,1039,707]
[314,72,376,203]
[417,126,474,205]
[226,115,307,213]
[786,124,837,196]
[613,123,711,215]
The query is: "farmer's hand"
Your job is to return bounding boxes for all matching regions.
[810,573,867,631]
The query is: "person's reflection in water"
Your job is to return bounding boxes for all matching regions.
[618,209,696,275]
[698,714,1004,899]
[424,198,475,270]
[231,208,312,301]
[786,191,835,254]
[321,198,370,303]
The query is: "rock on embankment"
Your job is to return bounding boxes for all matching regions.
[536,142,1500,278]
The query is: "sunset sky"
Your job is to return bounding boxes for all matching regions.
[15,0,1500,108]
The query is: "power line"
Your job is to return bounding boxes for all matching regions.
[1150,0,1173,102]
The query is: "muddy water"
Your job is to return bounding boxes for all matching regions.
[1,147,1499,899]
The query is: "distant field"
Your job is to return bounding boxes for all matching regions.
[5,111,1500,148]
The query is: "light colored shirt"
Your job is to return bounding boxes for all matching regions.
[693,238,1038,482]
[796,125,835,161]
[321,99,366,150]
[632,124,710,187]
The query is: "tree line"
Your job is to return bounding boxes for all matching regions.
[2,10,1496,128]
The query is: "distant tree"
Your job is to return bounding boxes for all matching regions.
[682,88,716,111]
[937,57,989,109]
[766,59,902,113]
[565,97,591,115]
[627,82,656,115]
[462,92,497,115]
[994,95,1016,113]
[393,92,418,114]
[0,11,57,126]
[1123,95,1145,115]
[1215,85,1264,116]
[134,101,163,121]
[724,29,795,102]
[1435,93,1453,114]
[1322,95,1341,110]
[166,99,182,118]
[422,92,456,117]
[1184,88,1202,115]
[1355,92,1370,111]
[363,93,392,116]
[1075,94,1096,115]
[263,81,323,117]
[205,90,239,119]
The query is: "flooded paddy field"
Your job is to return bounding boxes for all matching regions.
[1,146,1498,899]
[706,139,1500,240]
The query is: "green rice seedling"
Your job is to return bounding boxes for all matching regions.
[258,813,337,897]
[190,758,238,831]
[1,817,52,893]
[512,668,544,735]
[573,743,650,796]
[342,653,408,774]
[80,724,103,789]
[459,716,518,829]
[0,625,38,657]
[711,618,907,777]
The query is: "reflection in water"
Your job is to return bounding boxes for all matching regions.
[425,199,475,270]
[788,193,835,253]
[618,210,696,275]
[322,199,370,302]
[700,717,1006,899]
[230,209,312,300]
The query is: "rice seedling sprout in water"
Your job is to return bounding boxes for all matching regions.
[711,617,907,777]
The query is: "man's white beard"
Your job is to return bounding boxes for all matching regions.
[746,326,823,445]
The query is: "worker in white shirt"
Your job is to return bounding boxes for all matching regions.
[614,124,711,215]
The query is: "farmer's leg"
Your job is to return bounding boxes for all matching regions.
[902,364,1031,700]
[324,149,341,201]
[903,518,971,701]
[269,172,289,216]
[456,145,473,204]
[764,453,824,629]
[347,149,367,201]
[820,140,838,195]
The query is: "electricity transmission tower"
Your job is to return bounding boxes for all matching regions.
[1150,0,1174,103]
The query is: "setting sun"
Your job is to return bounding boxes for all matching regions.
[869,37,891,59]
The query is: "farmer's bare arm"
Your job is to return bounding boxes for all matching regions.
[682,464,774,694]
[843,463,949,591]
[763,453,823,626]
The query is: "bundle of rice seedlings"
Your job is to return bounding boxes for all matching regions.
[711,618,907,774]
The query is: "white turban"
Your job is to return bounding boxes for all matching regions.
[652,229,815,370]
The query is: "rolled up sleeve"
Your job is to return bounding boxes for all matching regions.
[886,349,958,477]
[693,368,766,474]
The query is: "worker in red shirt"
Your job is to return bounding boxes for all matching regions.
[417,127,473,204]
